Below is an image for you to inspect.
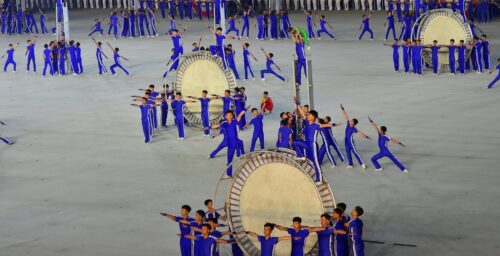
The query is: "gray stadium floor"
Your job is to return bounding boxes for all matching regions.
[0,9,499,256]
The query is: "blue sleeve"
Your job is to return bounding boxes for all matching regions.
[352,127,358,133]
[258,236,263,243]
[175,216,181,222]
[287,228,293,235]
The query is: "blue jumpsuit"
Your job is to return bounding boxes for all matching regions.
[332,220,349,256]
[270,14,278,39]
[76,47,83,73]
[221,96,233,114]
[205,0,211,19]
[69,45,79,74]
[110,52,129,75]
[319,126,345,165]
[163,51,180,78]
[430,45,440,74]
[257,15,264,40]
[448,45,457,74]
[226,18,239,36]
[371,133,406,171]
[473,41,483,72]
[196,0,203,20]
[243,48,255,79]
[172,100,186,138]
[487,64,500,89]
[249,114,264,152]
[58,47,66,75]
[42,48,54,76]
[168,19,177,35]
[345,124,364,166]
[160,0,167,19]
[169,0,177,17]
[195,235,217,256]
[293,119,322,181]
[261,58,285,81]
[140,104,151,143]
[3,49,16,72]
[358,18,373,40]
[175,216,195,256]
[280,14,290,39]
[96,47,107,75]
[226,50,240,79]
[276,126,293,149]
[295,42,307,85]
[402,44,410,73]
[482,40,490,69]
[26,44,36,72]
[349,218,364,256]
[288,228,310,256]
[130,13,136,37]
[306,15,314,39]
[385,15,396,40]
[179,0,185,19]
[458,45,466,74]
[199,98,211,135]
[220,120,239,176]
[108,14,119,38]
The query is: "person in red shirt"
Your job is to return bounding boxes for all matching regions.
[260,91,274,114]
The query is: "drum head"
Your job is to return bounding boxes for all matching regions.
[416,9,472,70]
[222,149,336,256]
[175,52,237,126]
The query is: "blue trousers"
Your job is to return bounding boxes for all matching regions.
[175,114,185,138]
[449,57,456,74]
[317,28,334,39]
[27,55,36,72]
[1,136,13,144]
[43,60,54,76]
[403,53,410,72]
[108,24,118,38]
[244,62,255,79]
[294,140,322,181]
[59,59,66,75]
[257,25,263,39]
[226,27,239,37]
[483,54,490,69]
[352,238,364,256]
[3,59,16,71]
[432,56,439,74]
[89,28,104,36]
[201,111,210,135]
[296,60,307,85]
[371,150,406,170]
[180,238,192,256]
[229,64,240,79]
[319,137,345,165]
[385,25,396,40]
[142,120,151,143]
[307,25,315,38]
[226,142,238,176]
[458,57,465,74]
[345,140,364,166]
[161,105,168,126]
[393,53,400,71]
[261,68,285,81]
[488,74,499,89]
[210,139,244,158]
[71,58,80,74]
[97,57,107,74]
[110,63,129,75]
[241,24,250,38]
[358,28,373,40]
[41,21,48,34]
[250,132,264,152]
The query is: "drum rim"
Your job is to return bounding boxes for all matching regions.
[213,149,336,256]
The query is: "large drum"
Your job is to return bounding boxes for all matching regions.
[415,9,473,71]
[213,149,336,256]
[175,51,237,127]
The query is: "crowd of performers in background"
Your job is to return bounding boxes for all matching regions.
[161,200,367,256]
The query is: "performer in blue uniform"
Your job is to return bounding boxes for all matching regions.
[332,208,349,256]
[276,119,293,149]
[274,217,310,256]
[225,45,240,80]
[2,42,19,72]
[369,117,408,172]
[442,39,458,75]
[25,37,36,72]
[385,11,396,41]
[316,15,335,39]
[424,40,441,75]
[225,15,239,38]
[341,104,371,169]
[241,10,250,38]
[183,224,233,256]
[88,18,104,37]
[130,97,156,143]
[246,223,291,256]
[187,91,216,136]
[318,116,344,167]
[385,39,400,72]
[106,42,130,75]
[260,48,285,82]
[91,38,108,75]
[348,206,365,256]
[401,38,411,73]
[161,205,195,256]
[241,42,258,80]
[42,44,54,76]
[457,40,467,75]
[358,13,374,41]
[481,34,490,70]
[304,10,315,39]
[244,108,264,152]
[169,92,187,140]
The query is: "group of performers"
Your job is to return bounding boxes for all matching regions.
[162,200,366,256]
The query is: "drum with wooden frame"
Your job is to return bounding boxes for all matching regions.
[212,149,336,256]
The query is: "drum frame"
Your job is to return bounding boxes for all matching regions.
[212,148,336,256]
[174,51,237,127]
[414,9,473,71]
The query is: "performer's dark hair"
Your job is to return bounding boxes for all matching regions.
[333,207,344,216]
[309,110,318,119]
[204,199,213,206]
[321,213,331,220]
[196,210,205,217]
[381,126,387,133]
[264,223,275,230]
[354,206,364,216]
[353,118,358,125]
[182,205,192,213]
[336,202,347,211]
[280,119,288,126]
[251,108,258,112]
[292,217,302,223]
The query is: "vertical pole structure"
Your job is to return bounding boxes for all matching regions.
[292,54,314,135]
[292,56,303,134]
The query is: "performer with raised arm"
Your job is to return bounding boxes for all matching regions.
[358,12,374,41]
[2,42,20,72]
[487,58,500,89]
[92,38,109,75]
[244,108,265,152]
[160,205,195,256]
[183,223,234,256]
[245,223,291,256]
[186,90,218,136]
[106,42,130,75]
[260,47,285,82]
[368,117,408,173]
[25,36,37,72]
[318,116,344,167]
[301,213,347,256]
[340,104,371,169]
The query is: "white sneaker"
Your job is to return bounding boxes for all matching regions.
[346,165,353,169]
[180,137,185,140]
[331,165,337,168]
[403,169,409,173]
[375,168,383,172]
[315,181,323,186]
[261,78,265,81]
[317,37,322,40]
[361,164,366,169]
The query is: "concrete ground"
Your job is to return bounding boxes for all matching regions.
[0,9,499,256]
